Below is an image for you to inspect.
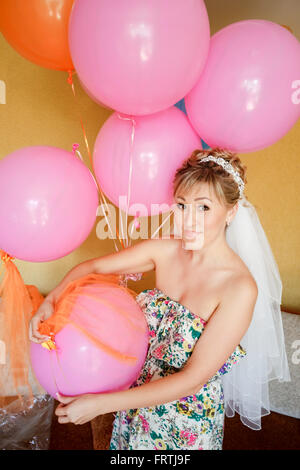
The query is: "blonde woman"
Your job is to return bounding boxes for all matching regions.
[29,148,289,450]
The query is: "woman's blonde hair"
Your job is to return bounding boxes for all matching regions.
[173,147,248,208]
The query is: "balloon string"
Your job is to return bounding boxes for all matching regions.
[126,116,136,248]
[70,143,118,244]
[129,213,140,240]
[50,344,83,396]
[151,208,175,239]
[116,114,137,249]
[66,69,125,252]
[66,72,175,278]
[50,349,61,395]
[113,114,175,244]
[54,346,80,391]
[46,337,78,394]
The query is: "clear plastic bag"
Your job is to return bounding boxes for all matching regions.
[0,262,54,450]
[0,394,54,450]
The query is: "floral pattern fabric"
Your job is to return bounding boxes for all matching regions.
[109,288,246,450]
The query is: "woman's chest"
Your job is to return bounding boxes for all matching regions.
[154,251,230,321]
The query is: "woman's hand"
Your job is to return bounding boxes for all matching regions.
[29,298,54,343]
[55,392,110,425]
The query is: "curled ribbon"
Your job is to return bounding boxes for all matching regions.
[119,272,143,287]
[66,70,126,252]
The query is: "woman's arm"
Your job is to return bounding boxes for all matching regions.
[100,369,196,413]
[55,368,202,425]
[104,276,258,413]
[181,275,258,390]
[55,275,258,424]
[30,238,160,342]
[45,238,159,304]
[44,259,96,304]
[93,237,158,275]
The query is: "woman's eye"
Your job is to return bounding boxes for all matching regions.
[176,203,209,211]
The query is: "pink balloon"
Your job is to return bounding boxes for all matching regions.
[69,0,210,115]
[30,284,149,398]
[93,107,202,216]
[185,20,300,153]
[0,146,99,262]
[79,77,112,111]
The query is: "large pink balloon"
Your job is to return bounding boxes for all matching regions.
[93,107,202,216]
[79,77,112,111]
[185,20,300,153]
[0,146,99,262]
[30,284,149,398]
[69,0,210,115]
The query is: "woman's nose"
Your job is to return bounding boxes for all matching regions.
[184,205,196,227]
[184,206,203,229]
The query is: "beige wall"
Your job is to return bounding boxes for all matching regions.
[0,1,299,311]
[205,0,300,312]
[205,0,300,41]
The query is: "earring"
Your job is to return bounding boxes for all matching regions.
[226,220,230,227]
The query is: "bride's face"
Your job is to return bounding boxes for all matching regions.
[172,182,235,250]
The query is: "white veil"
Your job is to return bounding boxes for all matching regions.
[223,195,291,430]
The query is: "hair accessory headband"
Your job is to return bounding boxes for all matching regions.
[199,155,245,198]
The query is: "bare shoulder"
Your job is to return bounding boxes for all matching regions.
[226,249,258,296]
[145,236,179,262]
[207,270,258,328]
[223,270,258,304]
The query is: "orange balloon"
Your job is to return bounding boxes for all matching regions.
[0,0,74,71]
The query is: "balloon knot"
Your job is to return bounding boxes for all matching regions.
[41,338,57,351]
[72,143,80,154]
[67,70,73,85]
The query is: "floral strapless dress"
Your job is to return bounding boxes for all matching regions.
[109,288,246,450]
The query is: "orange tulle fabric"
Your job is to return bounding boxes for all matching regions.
[38,272,143,365]
[0,249,143,409]
[0,249,44,407]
